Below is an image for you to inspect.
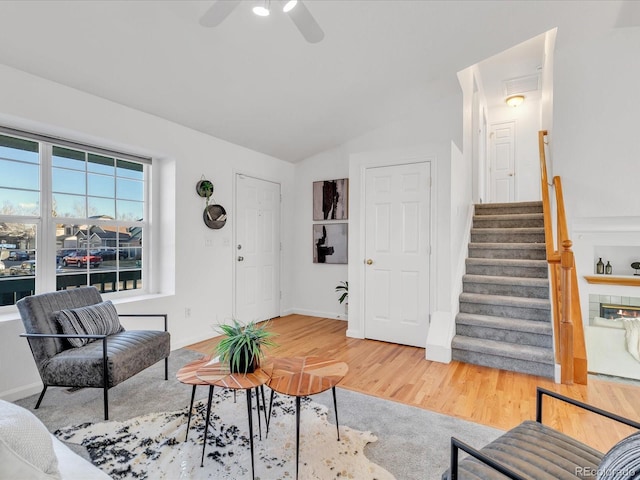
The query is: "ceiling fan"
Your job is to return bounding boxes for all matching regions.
[200,0,324,44]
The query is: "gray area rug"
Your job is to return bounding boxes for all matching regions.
[14,348,504,480]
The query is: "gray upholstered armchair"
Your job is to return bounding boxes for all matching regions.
[445,387,640,480]
[17,286,170,420]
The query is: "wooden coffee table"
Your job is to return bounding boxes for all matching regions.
[196,360,270,479]
[264,356,349,479]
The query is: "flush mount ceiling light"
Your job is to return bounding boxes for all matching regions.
[506,95,525,107]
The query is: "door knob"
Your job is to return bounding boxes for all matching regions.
[366,259,373,265]
[237,256,244,262]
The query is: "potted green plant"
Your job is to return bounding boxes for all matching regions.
[335,281,348,306]
[215,319,278,374]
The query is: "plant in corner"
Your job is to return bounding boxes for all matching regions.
[215,319,278,374]
[335,281,348,305]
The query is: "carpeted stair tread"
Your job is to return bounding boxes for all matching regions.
[462,274,549,299]
[472,213,544,229]
[462,274,548,288]
[470,228,545,244]
[468,242,547,260]
[459,292,550,310]
[467,258,547,268]
[475,201,543,216]
[451,336,554,365]
[456,312,553,335]
[470,227,545,235]
[465,260,548,279]
[468,242,546,251]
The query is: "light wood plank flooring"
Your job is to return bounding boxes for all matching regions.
[187,314,640,453]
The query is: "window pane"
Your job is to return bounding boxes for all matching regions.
[0,134,38,164]
[88,173,114,198]
[0,159,39,191]
[119,240,142,292]
[117,159,143,180]
[117,199,143,221]
[117,178,143,202]
[88,154,114,175]
[53,193,86,218]
[52,146,85,169]
[53,167,86,195]
[88,196,115,218]
[0,223,37,306]
[0,187,39,216]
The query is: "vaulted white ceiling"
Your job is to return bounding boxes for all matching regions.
[0,1,629,162]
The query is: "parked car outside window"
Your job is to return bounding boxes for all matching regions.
[61,251,102,268]
[95,249,128,261]
[8,251,30,261]
[9,260,36,275]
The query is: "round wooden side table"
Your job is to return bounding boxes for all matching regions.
[196,361,270,479]
[264,356,349,480]
[175,356,214,442]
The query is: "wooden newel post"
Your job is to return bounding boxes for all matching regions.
[560,239,574,384]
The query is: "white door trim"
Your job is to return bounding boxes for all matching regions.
[347,148,436,344]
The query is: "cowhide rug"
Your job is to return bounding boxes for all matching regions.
[55,388,395,479]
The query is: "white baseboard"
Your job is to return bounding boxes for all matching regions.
[287,308,348,321]
[1,381,43,402]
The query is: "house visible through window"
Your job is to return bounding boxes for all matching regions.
[0,129,149,307]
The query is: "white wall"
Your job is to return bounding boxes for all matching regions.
[552,26,640,379]
[0,64,295,400]
[291,92,462,350]
[553,27,640,219]
[289,147,350,320]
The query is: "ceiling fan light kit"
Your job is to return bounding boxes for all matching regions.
[283,0,298,13]
[252,5,270,17]
[201,0,323,43]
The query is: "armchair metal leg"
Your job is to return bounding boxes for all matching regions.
[34,386,48,409]
[104,385,109,420]
[165,357,169,380]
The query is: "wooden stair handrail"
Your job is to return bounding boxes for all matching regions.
[538,130,587,385]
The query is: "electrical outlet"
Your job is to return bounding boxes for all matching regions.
[185,307,191,318]
[205,238,214,247]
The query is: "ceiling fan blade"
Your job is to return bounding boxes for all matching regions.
[286,0,324,44]
[200,0,241,28]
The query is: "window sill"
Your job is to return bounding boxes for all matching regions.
[0,292,173,324]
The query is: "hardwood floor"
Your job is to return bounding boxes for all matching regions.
[187,314,640,453]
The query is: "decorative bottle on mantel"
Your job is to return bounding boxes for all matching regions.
[596,257,605,274]
[605,261,612,275]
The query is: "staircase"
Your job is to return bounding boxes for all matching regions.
[452,201,555,379]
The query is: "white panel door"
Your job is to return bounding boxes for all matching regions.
[490,121,515,202]
[235,175,280,323]
[364,162,430,347]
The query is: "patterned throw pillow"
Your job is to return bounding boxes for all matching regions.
[597,431,640,480]
[55,300,124,348]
